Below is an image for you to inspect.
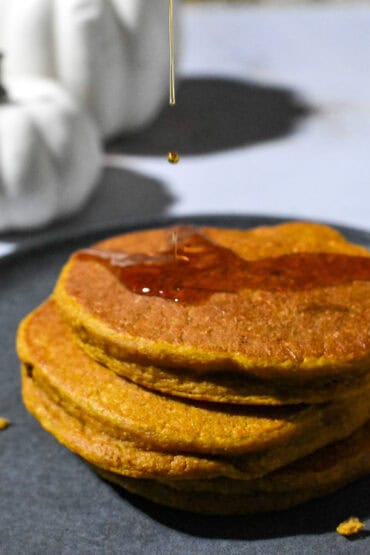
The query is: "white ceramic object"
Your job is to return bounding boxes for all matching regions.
[0,0,178,139]
[0,74,101,231]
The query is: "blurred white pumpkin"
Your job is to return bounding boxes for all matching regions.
[0,72,102,231]
[0,0,178,139]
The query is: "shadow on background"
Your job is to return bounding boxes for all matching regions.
[0,167,175,244]
[74,166,175,227]
[108,475,370,541]
[107,76,312,156]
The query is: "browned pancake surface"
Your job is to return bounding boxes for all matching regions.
[54,222,370,379]
[22,371,370,513]
[17,302,370,479]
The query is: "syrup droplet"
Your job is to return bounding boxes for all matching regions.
[75,227,370,304]
[168,151,180,164]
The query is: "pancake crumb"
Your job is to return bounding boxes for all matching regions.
[0,417,10,430]
[336,517,365,536]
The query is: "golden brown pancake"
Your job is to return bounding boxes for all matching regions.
[53,222,370,394]
[17,301,370,478]
[17,221,370,515]
[97,466,369,515]
[159,419,370,494]
[79,337,370,405]
[22,371,370,514]
[22,372,226,479]
[91,416,370,514]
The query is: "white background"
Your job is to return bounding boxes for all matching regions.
[107,3,370,230]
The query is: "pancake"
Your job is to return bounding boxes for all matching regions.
[22,371,225,480]
[17,301,370,478]
[53,222,370,396]
[97,465,370,516]
[159,419,370,494]
[78,337,370,405]
[23,372,370,514]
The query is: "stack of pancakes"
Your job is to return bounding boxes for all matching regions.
[17,222,370,514]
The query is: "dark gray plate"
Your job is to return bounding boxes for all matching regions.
[1,215,370,555]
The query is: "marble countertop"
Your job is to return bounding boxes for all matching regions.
[1,2,369,256]
[109,2,369,228]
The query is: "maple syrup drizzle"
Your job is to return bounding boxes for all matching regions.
[167,0,179,164]
[75,227,370,304]
[168,0,176,107]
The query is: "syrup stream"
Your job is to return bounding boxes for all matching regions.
[168,0,176,106]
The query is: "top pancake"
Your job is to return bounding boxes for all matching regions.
[54,222,370,381]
